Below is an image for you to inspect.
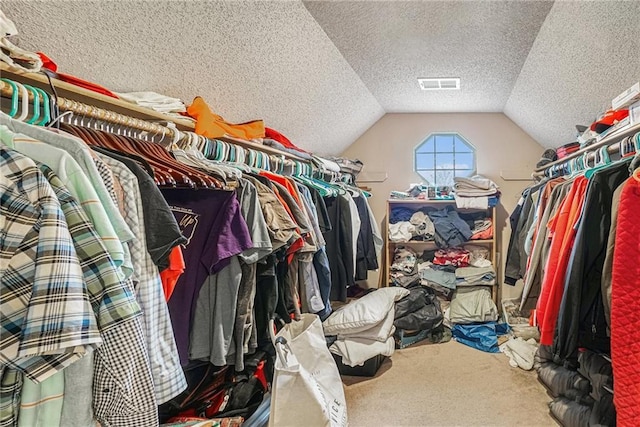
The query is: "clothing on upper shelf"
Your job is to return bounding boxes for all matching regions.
[116,91,187,114]
[453,175,499,197]
[187,97,265,141]
[453,175,500,210]
[427,206,473,248]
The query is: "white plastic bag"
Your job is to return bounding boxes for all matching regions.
[269,314,348,427]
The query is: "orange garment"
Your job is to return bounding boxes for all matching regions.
[259,171,304,206]
[471,223,493,240]
[160,246,186,302]
[537,176,588,345]
[186,97,265,140]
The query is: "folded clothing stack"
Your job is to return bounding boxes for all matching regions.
[323,288,409,367]
[555,142,580,159]
[455,266,496,287]
[390,246,419,287]
[428,206,473,248]
[449,287,498,324]
[117,91,187,114]
[453,175,500,209]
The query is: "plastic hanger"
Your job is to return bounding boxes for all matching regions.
[0,79,19,117]
[33,87,51,126]
[23,84,40,125]
[585,146,611,179]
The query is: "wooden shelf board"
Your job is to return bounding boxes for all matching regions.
[388,199,456,204]
[1,63,308,162]
[389,239,494,245]
[1,63,197,130]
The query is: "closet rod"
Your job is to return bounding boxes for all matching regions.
[1,78,178,136]
[0,77,310,163]
[533,122,640,176]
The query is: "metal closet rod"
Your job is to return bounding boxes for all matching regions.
[1,79,314,166]
[0,79,175,137]
[533,122,640,178]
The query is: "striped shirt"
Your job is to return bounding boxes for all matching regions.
[98,154,186,404]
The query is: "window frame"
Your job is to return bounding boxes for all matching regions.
[413,132,477,188]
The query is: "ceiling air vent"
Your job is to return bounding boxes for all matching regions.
[418,77,460,91]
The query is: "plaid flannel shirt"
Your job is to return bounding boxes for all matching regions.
[0,148,101,426]
[0,147,101,377]
[42,165,158,426]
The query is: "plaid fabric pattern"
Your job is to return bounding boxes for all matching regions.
[41,164,158,426]
[91,153,135,279]
[39,164,142,331]
[0,147,101,382]
[93,318,158,427]
[0,368,22,427]
[98,154,186,404]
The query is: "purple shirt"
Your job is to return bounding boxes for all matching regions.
[161,189,253,365]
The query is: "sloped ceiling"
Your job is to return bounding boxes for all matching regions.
[2,1,639,153]
[1,0,384,155]
[505,0,640,147]
[304,0,554,113]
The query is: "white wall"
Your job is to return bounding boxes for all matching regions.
[341,113,545,300]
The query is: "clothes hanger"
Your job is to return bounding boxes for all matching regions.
[120,132,217,188]
[23,84,41,125]
[584,146,612,179]
[15,81,30,122]
[0,79,19,117]
[62,122,178,187]
[33,87,51,126]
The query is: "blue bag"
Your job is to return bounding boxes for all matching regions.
[452,322,510,353]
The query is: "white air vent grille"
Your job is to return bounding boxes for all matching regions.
[418,77,460,91]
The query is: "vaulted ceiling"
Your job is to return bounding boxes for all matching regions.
[2,1,639,155]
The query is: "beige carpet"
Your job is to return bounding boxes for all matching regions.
[342,340,557,427]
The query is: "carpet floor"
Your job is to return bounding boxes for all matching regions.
[342,340,557,427]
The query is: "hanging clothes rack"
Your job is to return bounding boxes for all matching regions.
[1,75,349,188]
[1,78,172,136]
[533,123,640,178]
[0,68,311,163]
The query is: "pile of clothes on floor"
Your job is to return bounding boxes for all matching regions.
[388,206,493,245]
[322,288,409,367]
[453,175,500,209]
[536,346,615,427]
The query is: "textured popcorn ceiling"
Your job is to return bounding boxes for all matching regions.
[304,0,554,113]
[2,1,639,152]
[2,0,384,155]
[505,0,640,148]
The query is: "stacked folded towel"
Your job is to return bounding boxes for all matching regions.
[454,175,500,209]
[453,175,499,196]
[117,91,187,114]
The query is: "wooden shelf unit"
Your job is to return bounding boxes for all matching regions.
[384,198,498,302]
